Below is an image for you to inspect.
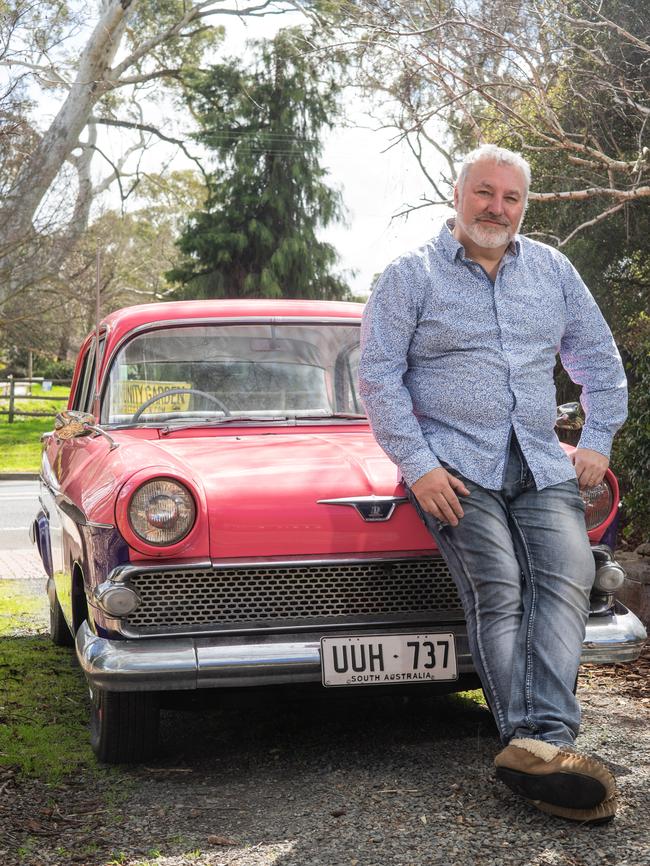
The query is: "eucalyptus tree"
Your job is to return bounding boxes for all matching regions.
[0,0,304,312]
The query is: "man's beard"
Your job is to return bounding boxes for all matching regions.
[459,215,513,249]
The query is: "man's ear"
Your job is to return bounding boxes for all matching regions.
[453,183,459,209]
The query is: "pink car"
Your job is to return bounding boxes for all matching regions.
[32,299,646,763]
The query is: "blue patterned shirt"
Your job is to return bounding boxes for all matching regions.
[359,219,627,490]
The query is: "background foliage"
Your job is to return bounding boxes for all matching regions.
[169,29,350,300]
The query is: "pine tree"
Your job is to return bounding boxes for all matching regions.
[169,30,349,300]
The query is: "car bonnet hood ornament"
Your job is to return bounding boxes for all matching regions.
[317,495,407,522]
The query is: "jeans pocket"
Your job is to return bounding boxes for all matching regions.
[404,482,427,522]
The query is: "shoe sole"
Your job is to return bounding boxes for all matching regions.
[495,767,607,809]
[532,795,618,824]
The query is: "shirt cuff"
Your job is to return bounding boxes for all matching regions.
[576,427,614,459]
[399,450,442,487]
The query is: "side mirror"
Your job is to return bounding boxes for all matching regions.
[53,410,119,450]
[54,410,96,440]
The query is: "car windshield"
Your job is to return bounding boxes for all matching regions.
[103,322,363,425]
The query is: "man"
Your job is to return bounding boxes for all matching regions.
[358,144,627,822]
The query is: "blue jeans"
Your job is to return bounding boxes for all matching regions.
[407,437,595,746]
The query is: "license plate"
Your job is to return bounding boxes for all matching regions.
[320,633,457,687]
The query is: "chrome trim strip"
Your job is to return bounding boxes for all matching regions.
[108,552,439,576]
[47,488,114,529]
[114,611,464,641]
[46,577,57,607]
[105,560,213,582]
[59,497,114,528]
[318,496,409,503]
[38,496,49,520]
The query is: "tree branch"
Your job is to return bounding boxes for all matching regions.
[557,201,627,247]
[92,116,207,180]
[529,186,650,203]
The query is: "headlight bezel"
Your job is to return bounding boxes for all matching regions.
[115,471,202,555]
[127,477,197,547]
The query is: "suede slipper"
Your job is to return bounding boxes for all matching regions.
[494,738,616,818]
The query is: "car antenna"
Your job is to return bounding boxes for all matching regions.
[92,249,102,421]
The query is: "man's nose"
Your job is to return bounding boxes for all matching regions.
[487,195,505,214]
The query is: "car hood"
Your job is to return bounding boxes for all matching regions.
[148,429,435,559]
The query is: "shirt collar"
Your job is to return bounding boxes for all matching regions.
[439,217,521,261]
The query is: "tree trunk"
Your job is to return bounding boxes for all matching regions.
[0,1,134,302]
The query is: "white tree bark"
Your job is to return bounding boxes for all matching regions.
[0,0,299,305]
[4,2,134,240]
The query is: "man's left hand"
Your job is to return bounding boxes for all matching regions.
[571,448,609,489]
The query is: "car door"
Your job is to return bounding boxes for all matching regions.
[41,339,98,622]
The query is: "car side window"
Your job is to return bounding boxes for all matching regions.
[71,340,97,413]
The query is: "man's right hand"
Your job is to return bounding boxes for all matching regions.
[411,467,470,527]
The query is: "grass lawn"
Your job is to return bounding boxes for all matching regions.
[0,384,69,473]
[0,581,96,781]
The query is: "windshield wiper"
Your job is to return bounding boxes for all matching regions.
[296,412,367,420]
[159,412,366,434]
[160,415,290,434]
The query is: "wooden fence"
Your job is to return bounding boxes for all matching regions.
[0,376,71,423]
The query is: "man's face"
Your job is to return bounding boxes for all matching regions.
[454,159,526,250]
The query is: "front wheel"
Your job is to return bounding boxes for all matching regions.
[90,687,160,763]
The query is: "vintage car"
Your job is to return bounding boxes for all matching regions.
[32,299,646,763]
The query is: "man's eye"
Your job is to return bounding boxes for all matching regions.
[477,190,490,196]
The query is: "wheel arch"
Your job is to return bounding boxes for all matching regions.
[71,561,89,634]
[33,511,53,578]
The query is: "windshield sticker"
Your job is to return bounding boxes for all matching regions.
[117,381,192,414]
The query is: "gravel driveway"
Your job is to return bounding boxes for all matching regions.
[2,550,649,866]
[2,653,649,866]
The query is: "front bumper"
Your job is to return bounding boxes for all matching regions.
[76,605,647,693]
[580,602,647,663]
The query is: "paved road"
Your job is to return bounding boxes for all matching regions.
[0,479,39,549]
[0,479,44,579]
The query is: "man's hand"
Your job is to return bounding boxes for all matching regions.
[571,447,609,490]
[411,467,470,527]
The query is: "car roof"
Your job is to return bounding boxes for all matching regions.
[87,299,365,381]
[101,298,364,339]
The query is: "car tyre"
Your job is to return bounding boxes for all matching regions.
[90,687,160,764]
[49,593,74,647]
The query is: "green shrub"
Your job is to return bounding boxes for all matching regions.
[32,357,75,380]
[612,313,650,543]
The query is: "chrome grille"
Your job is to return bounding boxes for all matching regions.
[124,558,461,634]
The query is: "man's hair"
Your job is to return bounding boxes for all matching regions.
[456,144,531,203]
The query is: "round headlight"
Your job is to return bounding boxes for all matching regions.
[581,481,613,531]
[128,478,196,546]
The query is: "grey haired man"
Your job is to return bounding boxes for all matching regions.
[359,144,627,822]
